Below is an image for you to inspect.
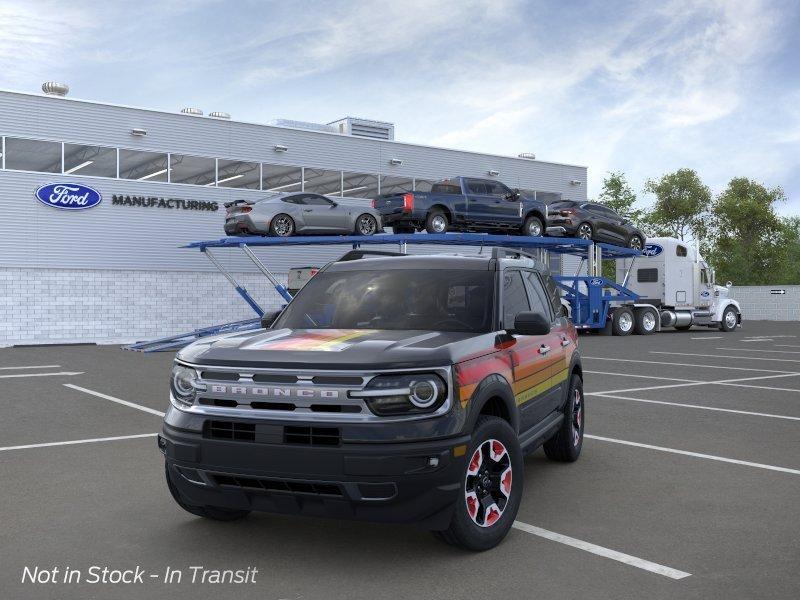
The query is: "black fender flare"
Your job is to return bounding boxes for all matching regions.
[524,209,546,226]
[464,373,519,434]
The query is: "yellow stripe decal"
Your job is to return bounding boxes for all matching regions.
[315,330,376,350]
[514,368,570,406]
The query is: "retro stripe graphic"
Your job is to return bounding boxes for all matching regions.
[251,330,377,352]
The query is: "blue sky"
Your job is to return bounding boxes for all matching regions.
[2,0,799,213]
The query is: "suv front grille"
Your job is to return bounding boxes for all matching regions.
[205,420,255,441]
[204,420,341,446]
[212,474,343,497]
[284,426,341,446]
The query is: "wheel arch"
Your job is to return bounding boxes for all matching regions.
[429,203,453,221]
[524,209,546,225]
[465,373,519,434]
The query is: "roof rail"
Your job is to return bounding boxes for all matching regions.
[337,249,406,262]
[491,246,539,262]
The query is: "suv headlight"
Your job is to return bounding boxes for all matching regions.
[170,364,201,407]
[352,373,447,416]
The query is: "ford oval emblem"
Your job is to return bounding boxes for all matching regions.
[700,290,710,298]
[642,243,663,257]
[35,183,102,210]
[589,278,603,286]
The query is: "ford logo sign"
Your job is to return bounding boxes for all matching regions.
[35,183,102,210]
[700,290,710,298]
[588,278,603,286]
[642,243,663,257]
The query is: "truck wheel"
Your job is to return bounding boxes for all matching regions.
[522,215,544,237]
[719,306,738,332]
[628,235,644,250]
[354,213,378,236]
[165,464,250,522]
[269,214,295,237]
[433,416,523,551]
[543,374,584,462]
[611,308,634,336]
[634,308,657,335]
[425,210,449,234]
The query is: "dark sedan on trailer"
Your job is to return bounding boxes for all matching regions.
[224,192,383,237]
[545,200,646,249]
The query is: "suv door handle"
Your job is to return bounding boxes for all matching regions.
[538,345,551,355]
[561,338,571,347]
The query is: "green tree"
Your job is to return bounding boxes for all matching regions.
[597,171,644,226]
[643,168,711,241]
[706,178,792,285]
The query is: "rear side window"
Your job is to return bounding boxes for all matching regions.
[676,245,688,257]
[281,196,303,204]
[637,268,658,283]
[431,181,462,194]
[541,272,565,317]
[522,272,552,320]
[502,271,531,328]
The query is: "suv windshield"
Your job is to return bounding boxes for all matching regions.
[274,269,495,332]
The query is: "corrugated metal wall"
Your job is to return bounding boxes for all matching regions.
[0,89,587,274]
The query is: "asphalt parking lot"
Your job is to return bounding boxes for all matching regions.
[1,321,799,600]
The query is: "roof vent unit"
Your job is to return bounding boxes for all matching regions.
[209,111,230,119]
[518,152,536,160]
[328,117,395,141]
[180,107,203,116]
[42,82,69,97]
[268,119,337,134]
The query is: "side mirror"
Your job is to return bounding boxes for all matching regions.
[512,311,551,336]
[329,201,338,208]
[260,310,281,329]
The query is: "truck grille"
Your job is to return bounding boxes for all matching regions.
[211,474,343,497]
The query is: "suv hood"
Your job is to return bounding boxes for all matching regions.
[177,328,494,370]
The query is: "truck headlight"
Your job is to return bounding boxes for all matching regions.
[352,373,447,416]
[171,364,200,407]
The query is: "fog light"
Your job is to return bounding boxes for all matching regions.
[427,457,439,468]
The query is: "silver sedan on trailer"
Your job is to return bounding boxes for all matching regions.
[224,192,383,237]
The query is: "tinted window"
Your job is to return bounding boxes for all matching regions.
[431,181,462,194]
[502,271,531,328]
[522,271,551,320]
[170,154,216,186]
[485,181,511,197]
[466,180,490,195]
[677,245,688,257]
[5,138,61,173]
[64,144,117,177]
[119,149,168,182]
[637,268,658,283]
[217,159,260,189]
[274,270,494,333]
[281,195,304,205]
[304,195,334,206]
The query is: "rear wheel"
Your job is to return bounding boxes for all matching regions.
[165,464,250,521]
[521,215,544,237]
[425,209,449,234]
[355,213,378,236]
[434,416,522,551]
[577,222,593,240]
[543,374,584,462]
[612,307,634,336]
[634,308,657,335]
[269,214,295,237]
[628,235,644,250]
[719,306,738,331]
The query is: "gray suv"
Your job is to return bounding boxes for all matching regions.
[224,192,383,237]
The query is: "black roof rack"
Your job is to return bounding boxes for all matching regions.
[490,247,539,262]
[337,249,406,262]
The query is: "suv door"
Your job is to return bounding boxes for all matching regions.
[501,270,556,430]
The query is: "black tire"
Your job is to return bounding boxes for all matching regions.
[611,307,634,336]
[434,416,523,551]
[354,213,378,236]
[674,324,692,331]
[628,235,644,250]
[576,222,593,240]
[425,209,449,234]
[543,374,584,462]
[719,306,738,332]
[165,464,250,522]
[634,308,657,335]
[392,224,415,234]
[521,215,544,237]
[269,213,295,237]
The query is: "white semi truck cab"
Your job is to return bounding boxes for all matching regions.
[611,237,742,335]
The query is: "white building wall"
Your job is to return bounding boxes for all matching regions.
[729,286,800,322]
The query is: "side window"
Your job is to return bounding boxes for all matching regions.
[305,194,334,206]
[282,195,303,204]
[637,268,658,283]
[486,181,511,197]
[522,271,553,321]
[430,181,462,194]
[541,272,565,317]
[700,269,709,284]
[676,245,688,257]
[466,180,489,195]
[502,271,531,329]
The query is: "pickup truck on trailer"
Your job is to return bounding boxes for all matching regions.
[160,248,584,551]
[372,177,552,237]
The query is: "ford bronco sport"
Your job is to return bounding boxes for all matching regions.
[160,248,584,550]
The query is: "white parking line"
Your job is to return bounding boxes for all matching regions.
[64,384,165,417]
[583,356,798,374]
[716,347,800,355]
[587,393,800,421]
[585,435,800,475]
[690,336,723,340]
[0,433,157,453]
[584,370,700,383]
[0,371,84,379]
[592,372,800,395]
[512,521,691,580]
[650,351,800,364]
[0,365,61,370]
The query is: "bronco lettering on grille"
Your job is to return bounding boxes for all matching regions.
[209,385,340,399]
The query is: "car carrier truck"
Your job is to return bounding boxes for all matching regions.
[602,236,742,335]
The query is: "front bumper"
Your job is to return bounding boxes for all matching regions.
[160,421,469,529]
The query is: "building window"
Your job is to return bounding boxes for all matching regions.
[378,175,413,195]
[63,144,117,177]
[263,164,302,192]
[119,149,168,182]
[341,172,379,198]
[304,168,342,196]
[217,159,260,189]
[169,154,216,186]
[637,268,659,283]
[4,137,61,173]
[414,178,436,192]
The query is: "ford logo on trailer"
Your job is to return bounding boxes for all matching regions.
[35,183,102,210]
[588,278,603,286]
[641,243,663,257]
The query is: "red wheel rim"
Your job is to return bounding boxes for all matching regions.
[464,438,512,527]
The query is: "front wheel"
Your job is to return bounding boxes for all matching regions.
[543,374,584,462]
[355,213,378,236]
[719,306,738,332]
[521,215,544,237]
[433,416,523,551]
[425,210,449,234]
[576,222,593,240]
